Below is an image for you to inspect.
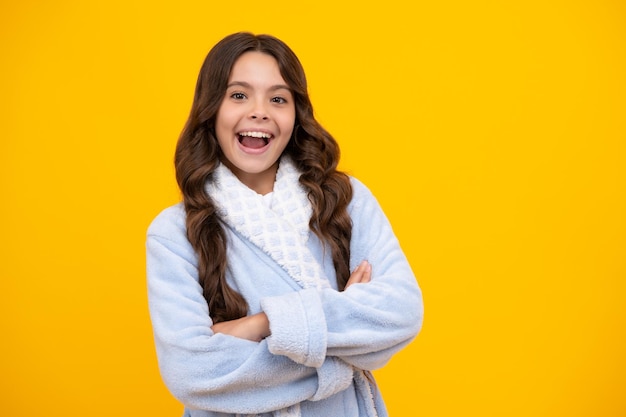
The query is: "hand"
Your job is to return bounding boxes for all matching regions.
[344,260,372,290]
[211,312,271,342]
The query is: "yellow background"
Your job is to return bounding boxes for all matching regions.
[1,1,625,416]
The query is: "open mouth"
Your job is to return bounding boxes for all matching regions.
[238,131,272,149]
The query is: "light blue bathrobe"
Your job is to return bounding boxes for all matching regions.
[146,163,423,417]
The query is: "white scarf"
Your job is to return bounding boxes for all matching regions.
[206,157,376,417]
[206,157,330,293]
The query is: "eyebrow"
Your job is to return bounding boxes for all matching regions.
[227,81,292,92]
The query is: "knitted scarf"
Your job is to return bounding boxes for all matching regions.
[206,157,378,417]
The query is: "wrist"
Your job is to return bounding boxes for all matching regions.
[254,312,271,339]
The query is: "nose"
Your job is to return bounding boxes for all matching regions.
[249,100,269,120]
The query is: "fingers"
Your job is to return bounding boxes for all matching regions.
[359,260,372,283]
[344,260,372,290]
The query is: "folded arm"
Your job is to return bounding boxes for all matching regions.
[260,179,424,370]
[146,208,353,414]
[211,260,372,342]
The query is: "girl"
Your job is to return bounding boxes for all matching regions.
[147,32,423,417]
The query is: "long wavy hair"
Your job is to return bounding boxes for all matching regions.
[175,32,353,323]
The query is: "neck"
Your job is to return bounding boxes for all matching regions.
[222,160,278,195]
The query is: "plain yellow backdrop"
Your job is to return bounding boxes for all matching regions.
[1,1,625,416]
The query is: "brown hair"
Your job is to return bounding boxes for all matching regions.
[175,32,353,323]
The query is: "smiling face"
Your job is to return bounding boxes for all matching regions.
[215,51,296,194]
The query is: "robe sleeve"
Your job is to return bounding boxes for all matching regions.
[260,178,424,370]
[146,205,353,414]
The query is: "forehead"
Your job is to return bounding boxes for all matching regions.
[228,51,287,86]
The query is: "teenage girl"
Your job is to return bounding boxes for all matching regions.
[147,32,423,417]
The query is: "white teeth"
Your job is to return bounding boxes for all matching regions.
[239,131,272,139]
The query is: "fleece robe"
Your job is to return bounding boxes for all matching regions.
[146,167,423,417]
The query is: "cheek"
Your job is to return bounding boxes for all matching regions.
[279,110,296,135]
[215,115,237,141]
[215,101,237,126]
[214,116,234,148]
